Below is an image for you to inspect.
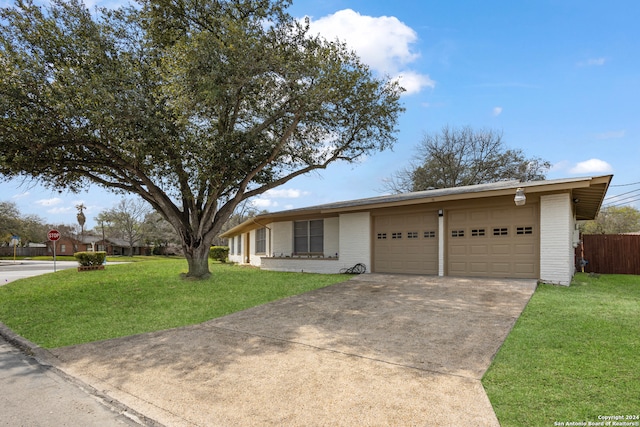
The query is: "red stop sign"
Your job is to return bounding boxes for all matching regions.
[48,229,61,241]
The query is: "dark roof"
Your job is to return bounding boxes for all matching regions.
[221,175,612,237]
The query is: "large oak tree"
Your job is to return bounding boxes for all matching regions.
[0,0,404,277]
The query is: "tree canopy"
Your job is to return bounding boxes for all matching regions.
[383,125,550,193]
[0,201,49,245]
[0,0,404,277]
[581,205,640,234]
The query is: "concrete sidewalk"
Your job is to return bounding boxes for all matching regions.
[46,275,537,426]
[0,332,143,426]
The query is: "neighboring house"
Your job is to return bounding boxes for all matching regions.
[46,235,151,257]
[221,175,612,286]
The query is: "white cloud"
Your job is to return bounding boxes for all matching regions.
[578,57,607,67]
[393,71,435,95]
[11,191,30,200]
[35,197,63,207]
[252,188,310,210]
[251,198,277,209]
[569,158,613,174]
[492,106,503,116]
[264,188,309,199]
[307,9,433,95]
[47,206,74,214]
[595,130,625,139]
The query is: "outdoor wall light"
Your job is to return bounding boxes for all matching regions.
[438,209,444,217]
[514,187,526,206]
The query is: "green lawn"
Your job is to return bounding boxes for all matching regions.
[482,273,640,426]
[0,260,351,348]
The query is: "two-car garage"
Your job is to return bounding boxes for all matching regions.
[372,201,539,279]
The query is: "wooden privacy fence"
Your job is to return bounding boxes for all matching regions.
[577,234,640,275]
[0,246,48,257]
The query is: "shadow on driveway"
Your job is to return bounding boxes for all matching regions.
[50,275,537,426]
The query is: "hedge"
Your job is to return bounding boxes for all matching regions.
[74,251,107,266]
[209,246,229,263]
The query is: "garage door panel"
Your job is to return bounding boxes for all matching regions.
[449,244,467,256]
[374,211,438,274]
[491,263,511,274]
[470,262,489,274]
[514,243,535,255]
[514,263,536,274]
[448,204,538,279]
[490,244,511,255]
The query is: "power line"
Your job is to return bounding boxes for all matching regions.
[610,180,640,187]
[603,196,640,208]
[604,187,640,201]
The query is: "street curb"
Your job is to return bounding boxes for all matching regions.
[0,322,164,427]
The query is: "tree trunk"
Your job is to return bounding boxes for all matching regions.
[183,242,211,279]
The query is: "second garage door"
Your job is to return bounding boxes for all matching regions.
[447,203,539,278]
[373,211,438,274]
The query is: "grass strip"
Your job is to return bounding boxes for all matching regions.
[0,260,351,348]
[482,273,640,426]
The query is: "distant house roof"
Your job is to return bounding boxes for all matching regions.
[221,175,612,238]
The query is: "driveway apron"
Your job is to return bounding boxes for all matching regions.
[50,275,537,426]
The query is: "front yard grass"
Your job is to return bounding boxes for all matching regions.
[482,273,640,426]
[0,260,352,348]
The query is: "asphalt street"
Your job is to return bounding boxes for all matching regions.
[0,260,78,285]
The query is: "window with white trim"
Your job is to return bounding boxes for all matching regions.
[255,228,266,254]
[294,220,323,254]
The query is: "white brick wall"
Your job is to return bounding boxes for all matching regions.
[271,221,292,257]
[257,212,371,274]
[338,212,371,273]
[540,193,575,285]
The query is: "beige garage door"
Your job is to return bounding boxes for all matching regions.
[447,204,538,278]
[374,211,438,274]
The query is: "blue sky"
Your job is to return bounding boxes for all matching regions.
[2,0,639,229]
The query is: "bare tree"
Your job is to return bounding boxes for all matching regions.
[96,199,151,256]
[382,125,551,193]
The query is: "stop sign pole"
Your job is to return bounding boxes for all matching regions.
[48,229,61,272]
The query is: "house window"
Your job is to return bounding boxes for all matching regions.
[493,227,508,236]
[424,231,436,238]
[472,228,486,237]
[236,236,241,255]
[517,226,533,235]
[451,230,464,238]
[294,220,323,254]
[229,237,234,254]
[377,233,387,240]
[60,244,66,253]
[392,232,402,239]
[255,228,266,254]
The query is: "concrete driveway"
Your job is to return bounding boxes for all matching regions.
[49,274,537,426]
